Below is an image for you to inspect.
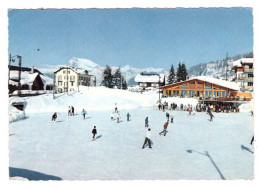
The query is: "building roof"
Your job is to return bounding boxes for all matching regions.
[233,58,254,67]
[161,76,240,91]
[134,73,165,83]
[9,70,53,86]
[9,65,43,75]
[54,66,89,75]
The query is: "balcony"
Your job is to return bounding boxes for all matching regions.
[244,68,254,73]
[236,77,253,81]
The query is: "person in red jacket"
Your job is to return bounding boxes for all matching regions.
[159,120,169,136]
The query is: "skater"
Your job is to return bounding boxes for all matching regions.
[71,106,75,116]
[126,112,131,121]
[68,106,71,116]
[110,112,114,121]
[250,135,254,145]
[162,104,165,112]
[81,109,87,119]
[188,108,192,115]
[159,120,169,136]
[170,114,174,123]
[92,126,97,140]
[117,113,120,123]
[158,103,162,110]
[166,112,170,121]
[145,117,149,127]
[115,103,118,113]
[51,112,57,122]
[142,128,152,149]
[251,110,254,116]
[209,112,214,121]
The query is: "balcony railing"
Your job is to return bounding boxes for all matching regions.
[236,77,253,81]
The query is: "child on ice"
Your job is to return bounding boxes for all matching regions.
[82,109,87,119]
[52,112,57,122]
[111,112,114,121]
[126,113,131,121]
[92,126,97,140]
[117,113,121,123]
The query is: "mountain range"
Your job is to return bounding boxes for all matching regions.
[39,52,253,85]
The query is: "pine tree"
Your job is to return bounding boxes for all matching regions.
[113,68,127,89]
[176,62,188,82]
[167,64,175,84]
[102,65,114,88]
[176,62,182,82]
[181,63,188,81]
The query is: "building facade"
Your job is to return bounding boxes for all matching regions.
[232,58,254,91]
[160,76,240,98]
[134,73,165,89]
[54,66,91,93]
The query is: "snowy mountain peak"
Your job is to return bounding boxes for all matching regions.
[67,57,100,70]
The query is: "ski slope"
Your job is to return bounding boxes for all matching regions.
[9,108,254,180]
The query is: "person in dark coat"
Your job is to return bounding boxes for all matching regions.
[166,112,170,121]
[71,106,75,116]
[52,112,57,122]
[142,128,152,149]
[158,104,162,110]
[145,117,149,127]
[126,113,131,121]
[68,106,71,116]
[159,120,169,136]
[92,126,97,140]
[209,112,214,121]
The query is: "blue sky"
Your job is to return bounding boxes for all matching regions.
[8,8,253,69]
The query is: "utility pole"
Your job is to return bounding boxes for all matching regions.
[158,74,161,103]
[17,55,22,96]
[121,76,122,89]
[67,67,69,95]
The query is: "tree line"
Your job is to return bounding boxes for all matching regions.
[167,62,188,84]
[102,65,127,89]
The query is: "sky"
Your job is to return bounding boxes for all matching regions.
[8,8,253,69]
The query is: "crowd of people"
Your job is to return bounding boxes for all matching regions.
[50,101,253,147]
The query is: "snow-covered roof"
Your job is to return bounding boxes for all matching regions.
[233,58,254,67]
[54,66,89,75]
[10,70,53,86]
[161,76,240,91]
[134,74,165,83]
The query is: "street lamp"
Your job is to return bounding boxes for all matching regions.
[8,53,22,96]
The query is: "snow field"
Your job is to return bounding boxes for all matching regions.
[9,108,254,180]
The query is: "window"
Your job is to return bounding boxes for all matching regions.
[63,70,66,74]
[70,76,75,81]
[226,92,229,97]
[209,91,212,96]
[214,91,216,97]
[64,82,68,87]
[205,85,211,89]
[58,81,62,86]
[166,90,169,96]
[169,90,171,96]
[184,91,187,96]
[222,91,225,97]
[181,85,187,89]
[248,82,253,86]
[64,76,69,80]
[70,81,74,86]
[217,91,220,96]
[205,91,209,96]
[58,75,62,81]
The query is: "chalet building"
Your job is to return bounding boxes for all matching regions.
[160,76,241,98]
[54,66,91,93]
[232,58,254,91]
[134,73,165,89]
[9,66,53,94]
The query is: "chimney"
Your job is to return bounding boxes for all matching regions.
[31,66,34,74]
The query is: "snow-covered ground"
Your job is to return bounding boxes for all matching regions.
[9,86,254,180]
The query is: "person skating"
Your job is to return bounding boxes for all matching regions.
[166,112,170,121]
[92,126,97,141]
[188,108,192,115]
[110,112,114,121]
[68,106,71,116]
[159,120,169,136]
[209,112,214,121]
[158,104,162,110]
[145,117,149,127]
[126,112,131,121]
[51,112,57,122]
[115,103,118,113]
[71,106,75,116]
[170,114,174,123]
[250,135,254,145]
[251,110,253,116]
[142,128,152,149]
[82,109,87,119]
[117,113,120,123]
